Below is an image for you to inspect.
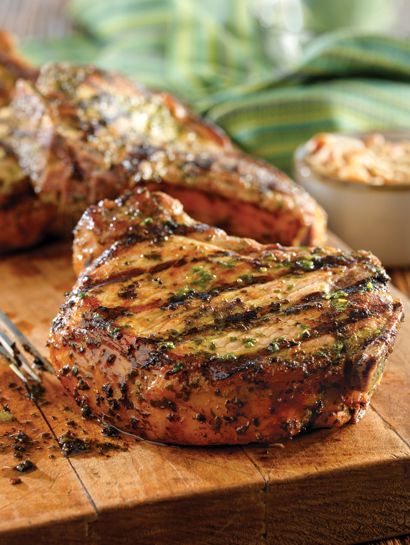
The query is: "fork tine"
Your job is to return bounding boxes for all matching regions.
[0,327,41,382]
[0,309,54,374]
[0,341,29,383]
[0,343,38,384]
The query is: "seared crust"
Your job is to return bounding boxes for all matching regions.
[10,62,326,247]
[0,109,54,252]
[0,33,46,252]
[72,189,261,275]
[49,190,403,445]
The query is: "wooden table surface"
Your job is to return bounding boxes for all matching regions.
[0,1,409,544]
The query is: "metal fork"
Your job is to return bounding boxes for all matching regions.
[0,309,54,383]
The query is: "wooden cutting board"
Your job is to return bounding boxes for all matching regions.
[0,240,409,545]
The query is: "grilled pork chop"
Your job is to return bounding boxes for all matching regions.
[9,62,326,248]
[0,32,45,251]
[49,190,402,445]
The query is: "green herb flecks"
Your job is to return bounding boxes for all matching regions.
[108,325,122,339]
[299,324,310,339]
[190,266,216,288]
[295,256,318,271]
[170,286,196,303]
[218,353,237,361]
[267,342,280,353]
[0,409,14,422]
[159,341,176,351]
[238,273,254,283]
[324,289,350,311]
[168,363,184,375]
[218,259,237,269]
[209,341,217,351]
[333,339,345,357]
[243,337,256,348]
[360,281,374,293]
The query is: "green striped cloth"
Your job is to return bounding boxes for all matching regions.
[22,0,410,172]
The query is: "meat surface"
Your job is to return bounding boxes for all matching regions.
[0,109,53,252]
[49,190,403,445]
[0,32,47,251]
[8,62,326,250]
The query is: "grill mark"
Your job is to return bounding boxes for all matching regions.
[89,220,215,269]
[84,216,376,293]
[198,310,392,381]
[163,298,310,340]
[158,254,367,311]
[84,276,278,325]
[77,273,387,355]
[81,254,295,300]
[124,310,384,379]
[202,294,383,360]
[81,265,318,324]
[70,221,388,361]
[162,273,282,309]
[82,250,236,290]
[112,274,387,345]
[92,257,187,289]
[64,293,394,384]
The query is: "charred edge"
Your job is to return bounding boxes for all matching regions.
[87,219,214,270]
[347,301,403,391]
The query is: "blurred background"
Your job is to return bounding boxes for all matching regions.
[2,0,409,173]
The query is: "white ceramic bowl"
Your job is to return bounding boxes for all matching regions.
[294,132,410,267]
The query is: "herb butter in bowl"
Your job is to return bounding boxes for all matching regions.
[294,132,410,266]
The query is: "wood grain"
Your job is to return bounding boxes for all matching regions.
[249,409,409,545]
[0,242,408,545]
[0,361,96,543]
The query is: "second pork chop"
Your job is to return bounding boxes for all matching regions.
[9,62,326,248]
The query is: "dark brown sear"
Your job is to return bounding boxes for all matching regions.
[0,109,54,252]
[7,62,326,250]
[0,33,48,251]
[49,190,403,445]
